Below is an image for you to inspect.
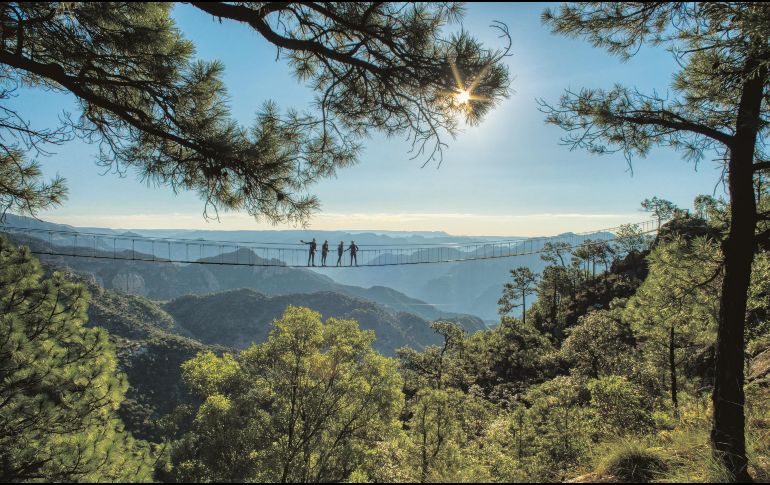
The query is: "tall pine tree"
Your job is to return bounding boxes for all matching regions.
[0,236,153,482]
[540,3,769,479]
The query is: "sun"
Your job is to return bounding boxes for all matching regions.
[447,59,491,109]
[455,89,471,104]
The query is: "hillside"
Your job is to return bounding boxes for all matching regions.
[161,288,453,355]
[75,279,228,442]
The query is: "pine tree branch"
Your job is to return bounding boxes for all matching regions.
[0,49,207,157]
[188,2,390,75]
[612,109,735,147]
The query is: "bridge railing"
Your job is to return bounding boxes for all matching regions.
[0,219,658,268]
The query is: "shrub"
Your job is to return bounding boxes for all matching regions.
[596,440,667,482]
[588,375,654,437]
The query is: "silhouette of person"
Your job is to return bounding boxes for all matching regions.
[321,240,329,266]
[300,238,317,266]
[336,241,345,267]
[348,240,359,266]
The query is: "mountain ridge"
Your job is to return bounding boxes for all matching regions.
[1,219,486,326]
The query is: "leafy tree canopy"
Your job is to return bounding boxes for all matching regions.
[168,306,404,483]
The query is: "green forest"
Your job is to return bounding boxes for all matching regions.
[2,197,769,482]
[1,2,769,483]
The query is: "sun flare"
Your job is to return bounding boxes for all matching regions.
[455,89,471,104]
[448,59,492,109]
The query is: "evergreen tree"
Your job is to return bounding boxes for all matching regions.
[592,239,615,275]
[0,236,153,482]
[694,194,729,228]
[586,375,654,438]
[529,265,572,336]
[560,309,636,380]
[498,267,539,324]
[540,4,770,478]
[540,241,572,268]
[355,385,497,483]
[613,223,650,258]
[520,376,592,481]
[397,320,468,392]
[571,241,594,279]
[0,150,67,219]
[465,316,553,398]
[641,197,679,228]
[407,387,466,483]
[0,2,510,221]
[624,237,721,416]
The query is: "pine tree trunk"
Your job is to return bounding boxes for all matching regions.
[669,324,678,417]
[711,56,765,483]
[551,287,558,323]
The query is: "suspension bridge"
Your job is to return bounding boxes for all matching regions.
[0,219,659,268]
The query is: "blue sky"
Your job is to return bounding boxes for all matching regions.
[21,2,726,236]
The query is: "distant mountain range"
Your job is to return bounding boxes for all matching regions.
[1,213,518,246]
[1,214,487,323]
[1,214,489,350]
[1,214,613,320]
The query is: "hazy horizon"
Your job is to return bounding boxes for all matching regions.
[36,210,649,238]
